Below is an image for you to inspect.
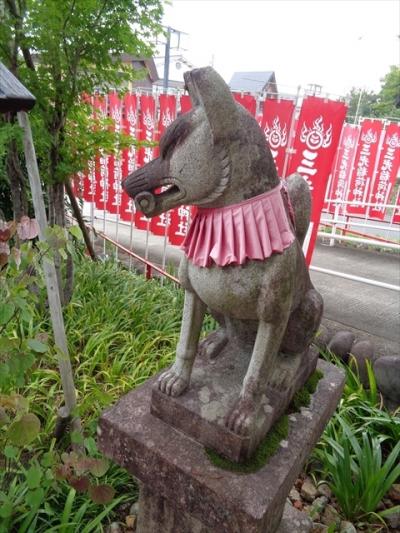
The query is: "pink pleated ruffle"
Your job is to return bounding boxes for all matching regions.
[182,184,295,267]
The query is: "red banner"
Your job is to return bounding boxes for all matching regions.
[327,123,360,215]
[346,119,383,217]
[93,95,108,210]
[120,94,138,222]
[168,205,191,246]
[391,189,400,224]
[151,94,177,235]
[368,122,400,220]
[261,98,295,178]
[106,93,123,214]
[135,95,156,229]
[286,96,347,263]
[233,93,256,116]
[180,94,192,114]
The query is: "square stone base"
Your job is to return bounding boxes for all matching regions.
[98,359,344,533]
[151,346,319,462]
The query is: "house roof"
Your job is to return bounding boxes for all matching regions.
[229,71,276,93]
[0,62,36,113]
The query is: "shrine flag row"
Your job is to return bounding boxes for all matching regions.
[73,91,352,261]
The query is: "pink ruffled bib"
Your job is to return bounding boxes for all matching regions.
[182,184,295,267]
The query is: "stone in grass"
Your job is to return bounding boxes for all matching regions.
[311,525,329,533]
[316,482,332,499]
[321,504,341,527]
[289,487,301,501]
[349,340,375,388]
[340,521,357,533]
[301,477,318,502]
[314,324,331,351]
[308,496,328,521]
[327,331,355,362]
[374,356,400,409]
[389,483,400,503]
[387,510,400,529]
[277,502,313,533]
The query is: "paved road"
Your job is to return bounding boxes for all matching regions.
[93,218,400,349]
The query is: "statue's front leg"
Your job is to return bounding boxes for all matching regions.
[158,289,206,397]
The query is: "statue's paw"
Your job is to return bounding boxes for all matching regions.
[158,370,188,397]
[198,329,228,359]
[225,397,256,436]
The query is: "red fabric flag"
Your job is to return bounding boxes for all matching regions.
[180,94,192,114]
[151,94,177,235]
[368,122,400,221]
[391,189,400,224]
[286,96,347,263]
[135,95,156,229]
[106,93,123,214]
[345,119,384,217]
[120,93,139,222]
[168,205,191,246]
[261,98,295,178]
[327,124,360,215]
[233,93,257,115]
[93,95,108,210]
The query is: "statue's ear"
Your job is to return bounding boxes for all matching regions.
[184,67,239,142]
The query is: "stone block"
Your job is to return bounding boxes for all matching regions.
[98,359,344,533]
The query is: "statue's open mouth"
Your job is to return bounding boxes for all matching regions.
[123,168,185,217]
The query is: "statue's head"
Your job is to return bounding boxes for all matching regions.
[122,67,277,217]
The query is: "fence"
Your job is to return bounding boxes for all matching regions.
[72,86,400,291]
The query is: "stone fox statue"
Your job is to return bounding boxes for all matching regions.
[123,67,323,437]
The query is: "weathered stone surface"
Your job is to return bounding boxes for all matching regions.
[98,359,344,533]
[349,340,375,387]
[289,488,301,502]
[151,346,319,462]
[276,503,312,533]
[321,504,341,527]
[374,355,400,408]
[339,521,357,533]
[387,510,400,529]
[314,324,331,352]
[308,496,328,520]
[389,483,400,503]
[316,483,332,499]
[301,477,318,503]
[327,331,355,362]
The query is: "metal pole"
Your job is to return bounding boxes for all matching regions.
[163,27,171,91]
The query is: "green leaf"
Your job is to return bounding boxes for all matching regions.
[0,407,10,428]
[88,484,115,504]
[69,226,83,240]
[27,338,48,353]
[89,458,109,478]
[26,464,43,489]
[7,413,41,446]
[25,488,45,509]
[71,429,84,444]
[0,303,15,325]
[4,445,18,459]
[0,500,13,518]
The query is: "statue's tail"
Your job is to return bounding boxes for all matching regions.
[284,174,312,247]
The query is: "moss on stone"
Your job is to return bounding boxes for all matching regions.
[205,369,324,473]
[205,415,289,474]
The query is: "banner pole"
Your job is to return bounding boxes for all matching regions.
[282,85,301,179]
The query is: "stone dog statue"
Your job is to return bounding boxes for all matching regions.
[123,67,323,438]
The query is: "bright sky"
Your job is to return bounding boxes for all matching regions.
[158,0,400,98]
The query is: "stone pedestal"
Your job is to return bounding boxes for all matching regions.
[98,359,344,533]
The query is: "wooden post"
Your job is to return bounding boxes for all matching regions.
[18,111,82,443]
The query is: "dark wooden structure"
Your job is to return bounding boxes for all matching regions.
[0,62,36,113]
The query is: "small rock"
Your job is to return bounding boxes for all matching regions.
[349,340,375,388]
[321,504,341,527]
[301,477,318,502]
[289,488,301,501]
[125,515,136,529]
[317,483,332,499]
[314,325,331,351]
[327,331,355,362]
[387,510,400,529]
[277,502,313,533]
[389,483,400,502]
[106,523,122,533]
[340,520,357,533]
[376,500,385,511]
[309,496,328,520]
[293,500,304,511]
[311,524,329,533]
[129,501,140,515]
[374,356,400,408]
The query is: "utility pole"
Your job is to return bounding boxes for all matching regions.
[161,26,187,90]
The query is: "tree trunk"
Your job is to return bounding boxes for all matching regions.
[65,180,97,261]
[6,137,29,221]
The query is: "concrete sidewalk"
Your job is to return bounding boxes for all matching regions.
[93,217,400,354]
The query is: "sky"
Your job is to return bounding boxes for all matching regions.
[156,0,400,98]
